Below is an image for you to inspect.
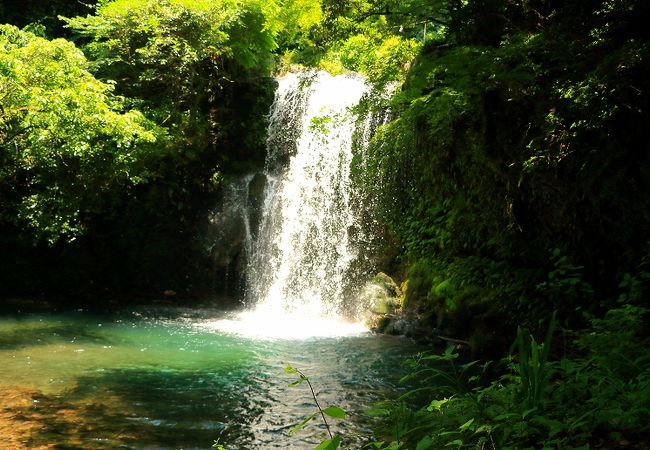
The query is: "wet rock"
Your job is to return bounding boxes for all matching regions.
[360,272,403,317]
[247,173,267,206]
[373,314,394,333]
[374,272,402,298]
[211,215,247,267]
[385,317,409,335]
[247,173,267,238]
[362,272,452,345]
[207,173,270,296]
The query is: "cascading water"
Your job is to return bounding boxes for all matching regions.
[214,70,381,337]
[248,71,369,315]
[0,71,419,450]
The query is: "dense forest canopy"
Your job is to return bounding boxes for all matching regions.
[0,0,648,325]
[0,0,422,296]
[1,0,280,295]
[1,0,649,446]
[0,0,648,318]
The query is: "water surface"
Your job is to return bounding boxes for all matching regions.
[0,304,419,449]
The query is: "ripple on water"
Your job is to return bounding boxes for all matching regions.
[0,307,421,449]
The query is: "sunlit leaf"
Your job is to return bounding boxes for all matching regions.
[288,377,306,387]
[288,412,317,435]
[315,435,341,450]
[427,397,451,411]
[458,418,474,431]
[323,406,346,420]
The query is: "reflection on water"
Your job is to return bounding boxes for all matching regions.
[0,306,419,449]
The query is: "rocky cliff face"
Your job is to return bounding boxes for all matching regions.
[207,173,268,298]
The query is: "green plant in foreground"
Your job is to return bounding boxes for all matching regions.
[514,310,557,413]
[211,438,226,449]
[367,303,650,449]
[285,365,347,450]
[365,313,561,449]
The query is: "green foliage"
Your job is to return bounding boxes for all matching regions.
[285,365,345,449]
[0,25,159,244]
[0,0,97,38]
[271,0,324,51]
[211,438,226,449]
[327,32,421,84]
[367,306,650,449]
[397,256,533,355]
[1,0,278,295]
[535,250,594,322]
[514,311,557,412]
[360,43,518,265]
[355,0,650,333]
[275,0,431,83]
[64,0,275,147]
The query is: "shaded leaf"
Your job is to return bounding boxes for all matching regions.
[416,436,432,450]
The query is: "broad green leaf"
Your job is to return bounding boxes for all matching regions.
[288,377,306,387]
[416,436,432,450]
[315,435,341,450]
[288,412,317,436]
[521,407,537,418]
[458,418,474,431]
[427,397,451,411]
[364,407,390,417]
[460,360,480,371]
[323,406,346,420]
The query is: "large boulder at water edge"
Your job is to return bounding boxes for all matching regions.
[361,272,403,315]
[363,272,446,345]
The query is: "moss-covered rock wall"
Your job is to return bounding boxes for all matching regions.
[358,0,650,346]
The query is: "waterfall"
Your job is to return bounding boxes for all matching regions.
[246,70,370,319]
[213,70,388,338]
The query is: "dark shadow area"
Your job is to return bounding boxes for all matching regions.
[64,367,264,448]
[3,366,267,449]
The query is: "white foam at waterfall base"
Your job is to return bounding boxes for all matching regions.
[209,71,374,339]
[205,309,368,339]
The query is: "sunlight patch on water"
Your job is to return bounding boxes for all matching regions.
[0,307,418,449]
[202,309,368,339]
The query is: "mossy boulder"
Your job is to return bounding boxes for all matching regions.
[360,272,403,316]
